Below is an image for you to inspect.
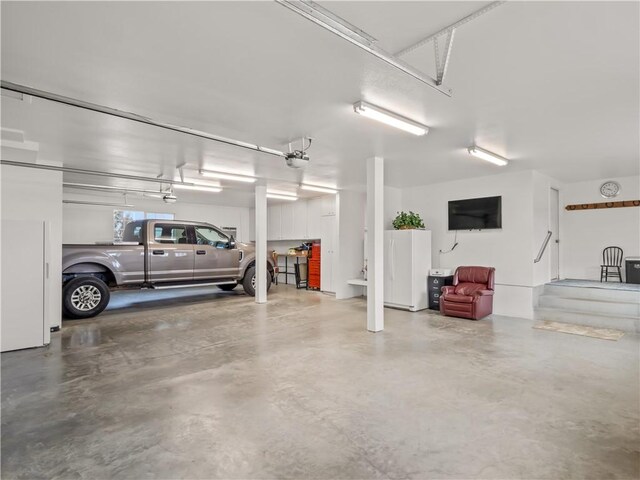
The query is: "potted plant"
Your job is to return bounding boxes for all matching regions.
[392,211,425,230]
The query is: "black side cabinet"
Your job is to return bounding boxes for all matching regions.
[428,275,454,310]
[626,258,640,284]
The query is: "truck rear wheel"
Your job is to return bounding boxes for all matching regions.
[63,277,110,319]
[242,266,272,296]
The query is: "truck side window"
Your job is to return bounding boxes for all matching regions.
[195,226,229,248]
[153,225,188,244]
[122,222,144,243]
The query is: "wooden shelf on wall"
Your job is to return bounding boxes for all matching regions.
[565,200,640,211]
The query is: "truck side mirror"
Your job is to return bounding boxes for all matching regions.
[228,235,236,249]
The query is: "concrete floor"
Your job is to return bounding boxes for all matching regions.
[2,285,639,479]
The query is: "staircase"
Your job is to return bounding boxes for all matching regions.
[535,283,640,334]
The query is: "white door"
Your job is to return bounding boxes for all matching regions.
[550,188,560,280]
[321,215,336,292]
[1,220,47,352]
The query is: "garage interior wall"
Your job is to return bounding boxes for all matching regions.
[62,192,252,244]
[561,174,640,280]
[1,163,63,330]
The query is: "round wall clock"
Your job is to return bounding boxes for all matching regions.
[600,181,621,198]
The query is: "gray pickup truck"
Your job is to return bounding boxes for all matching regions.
[62,219,275,319]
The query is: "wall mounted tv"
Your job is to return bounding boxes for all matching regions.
[448,196,502,230]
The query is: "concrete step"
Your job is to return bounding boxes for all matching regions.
[538,295,640,318]
[534,307,640,334]
[543,284,640,303]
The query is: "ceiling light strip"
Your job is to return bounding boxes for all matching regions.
[353,101,428,136]
[467,146,509,166]
[199,170,256,183]
[275,0,452,97]
[300,184,338,194]
[267,193,298,201]
[173,184,222,193]
[0,81,288,158]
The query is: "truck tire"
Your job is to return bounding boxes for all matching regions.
[242,266,272,296]
[217,283,238,291]
[62,276,110,319]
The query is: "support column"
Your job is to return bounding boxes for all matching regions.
[367,157,384,332]
[255,185,267,304]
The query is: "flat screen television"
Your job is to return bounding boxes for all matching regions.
[448,196,502,230]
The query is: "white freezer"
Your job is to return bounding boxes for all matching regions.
[384,230,432,311]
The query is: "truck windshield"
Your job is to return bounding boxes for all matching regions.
[122,222,144,243]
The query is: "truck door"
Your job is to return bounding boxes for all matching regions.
[147,223,194,282]
[192,225,241,280]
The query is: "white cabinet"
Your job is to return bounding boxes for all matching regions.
[280,203,294,240]
[321,214,337,293]
[320,195,336,216]
[1,219,50,352]
[292,201,308,239]
[267,205,281,240]
[266,201,311,240]
[307,198,323,239]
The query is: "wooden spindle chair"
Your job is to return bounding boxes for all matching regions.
[600,246,623,282]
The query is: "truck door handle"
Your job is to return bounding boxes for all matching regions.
[196,250,206,255]
[152,250,165,255]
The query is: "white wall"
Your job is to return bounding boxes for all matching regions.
[1,164,63,330]
[384,186,402,230]
[335,190,366,299]
[402,170,538,318]
[561,175,640,280]
[63,192,251,244]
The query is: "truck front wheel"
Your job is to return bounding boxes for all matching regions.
[63,277,111,319]
[242,266,272,296]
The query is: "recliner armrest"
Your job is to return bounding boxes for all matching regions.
[475,289,494,296]
[441,286,455,295]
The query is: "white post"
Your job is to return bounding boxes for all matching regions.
[367,157,384,332]
[255,185,267,304]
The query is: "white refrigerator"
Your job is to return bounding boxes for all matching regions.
[384,229,432,311]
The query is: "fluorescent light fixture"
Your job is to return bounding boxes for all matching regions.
[467,146,509,166]
[199,170,256,183]
[353,101,428,136]
[267,193,298,201]
[174,184,222,193]
[300,184,338,194]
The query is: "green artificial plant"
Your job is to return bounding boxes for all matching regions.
[392,211,425,230]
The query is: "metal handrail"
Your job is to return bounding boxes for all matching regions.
[534,231,553,263]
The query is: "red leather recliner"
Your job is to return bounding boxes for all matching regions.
[440,266,495,320]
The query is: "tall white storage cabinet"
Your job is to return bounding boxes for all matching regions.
[1,219,50,351]
[384,230,432,311]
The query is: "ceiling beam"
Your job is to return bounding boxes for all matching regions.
[275,0,452,97]
[0,81,288,158]
[395,1,506,57]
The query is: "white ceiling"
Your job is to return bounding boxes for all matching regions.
[1,1,638,207]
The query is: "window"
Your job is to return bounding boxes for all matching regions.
[113,210,174,242]
[153,225,188,244]
[195,226,229,248]
[221,226,237,239]
[122,221,144,243]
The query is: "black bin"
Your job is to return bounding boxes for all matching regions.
[626,258,640,284]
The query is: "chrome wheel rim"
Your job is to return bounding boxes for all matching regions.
[251,274,256,290]
[70,285,102,311]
